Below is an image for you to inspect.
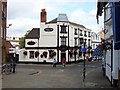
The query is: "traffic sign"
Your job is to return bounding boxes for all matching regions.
[82,48,86,53]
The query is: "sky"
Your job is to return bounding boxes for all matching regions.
[7,0,104,37]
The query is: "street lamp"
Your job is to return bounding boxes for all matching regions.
[83,41,86,82]
[81,39,86,82]
[7,24,12,28]
[1,24,12,65]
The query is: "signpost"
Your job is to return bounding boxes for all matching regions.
[82,42,86,82]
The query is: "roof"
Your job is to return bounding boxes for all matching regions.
[57,14,69,22]
[46,18,57,24]
[96,1,108,24]
[47,18,86,29]
[26,28,40,39]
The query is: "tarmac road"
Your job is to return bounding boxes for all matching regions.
[2,61,113,88]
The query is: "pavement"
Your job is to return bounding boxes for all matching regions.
[1,61,115,89]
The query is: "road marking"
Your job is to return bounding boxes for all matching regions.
[29,71,42,75]
[59,69,64,72]
[81,67,99,77]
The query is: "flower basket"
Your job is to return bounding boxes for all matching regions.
[86,50,90,54]
[101,40,112,51]
[74,50,77,55]
[43,51,48,58]
[79,50,82,56]
[69,49,73,58]
[40,54,43,58]
[23,51,27,55]
[35,51,39,58]
[90,50,93,55]
[52,51,56,57]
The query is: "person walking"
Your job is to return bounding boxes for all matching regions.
[53,58,57,67]
[12,60,16,73]
[62,58,66,67]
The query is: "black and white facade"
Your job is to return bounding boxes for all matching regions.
[19,9,92,63]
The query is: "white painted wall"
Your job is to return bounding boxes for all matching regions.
[91,32,101,49]
[40,23,57,47]
[19,49,57,63]
[106,50,112,81]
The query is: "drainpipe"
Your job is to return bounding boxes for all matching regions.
[111,40,113,86]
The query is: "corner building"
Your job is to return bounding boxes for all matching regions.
[19,9,92,63]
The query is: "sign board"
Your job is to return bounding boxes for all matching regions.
[82,48,86,53]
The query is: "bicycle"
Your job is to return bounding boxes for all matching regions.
[1,63,12,75]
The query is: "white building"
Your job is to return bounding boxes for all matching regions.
[19,9,92,63]
[6,37,20,54]
[91,32,101,50]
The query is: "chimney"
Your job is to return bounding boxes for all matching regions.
[41,9,47,23]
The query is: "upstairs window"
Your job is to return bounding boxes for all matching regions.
[88,32,91,37]
[60,25,67,33]
[84,31,87,37]
[74,38,77,46]
[61,37,66,45]
[80,30,83,36]
[74,28,77,35]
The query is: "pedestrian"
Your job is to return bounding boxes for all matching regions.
[53,58,57,67]
[62,58,66,67]
[12,60,16,73]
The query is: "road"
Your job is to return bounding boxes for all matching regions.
[2,61,112,88]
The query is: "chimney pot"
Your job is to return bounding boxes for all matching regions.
[41,9,47,23]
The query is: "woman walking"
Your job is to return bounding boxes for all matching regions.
[62,58,66,67]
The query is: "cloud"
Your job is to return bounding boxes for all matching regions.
[69,8,104,33]
[7,0,103,37]
[7,18,39,37]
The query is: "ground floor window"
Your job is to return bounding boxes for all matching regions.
[29,51,34,59]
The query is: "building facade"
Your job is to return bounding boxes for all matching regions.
[91,32,101,50]
[19,9,92,63]
[6,37,20,54]
[0,0,7,64]
[97,1,120,87]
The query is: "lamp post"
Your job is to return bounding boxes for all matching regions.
[2,24,12,65]
[81,39,86,82]
[83,41,86,82]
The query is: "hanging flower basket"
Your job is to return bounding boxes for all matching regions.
[52,51,56,56]
[35,51,39,58]
[86,50,91,54]
[101,40,112,51]
[74,50,77,55]
[79,50,82,56]
[23,51,27,55]
[90,50,93,55]
[69,49,73,58]
[40,54,43,58]
[43,51,48,58]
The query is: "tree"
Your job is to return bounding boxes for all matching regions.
[19,37,25,49]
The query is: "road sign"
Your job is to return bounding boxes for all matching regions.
[82,48,86,53]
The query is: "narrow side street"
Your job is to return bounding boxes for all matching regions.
[2,61,112,88]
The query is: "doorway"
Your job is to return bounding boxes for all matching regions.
[61,51,66,62]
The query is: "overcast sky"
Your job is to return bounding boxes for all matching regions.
[7,0,104,37]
